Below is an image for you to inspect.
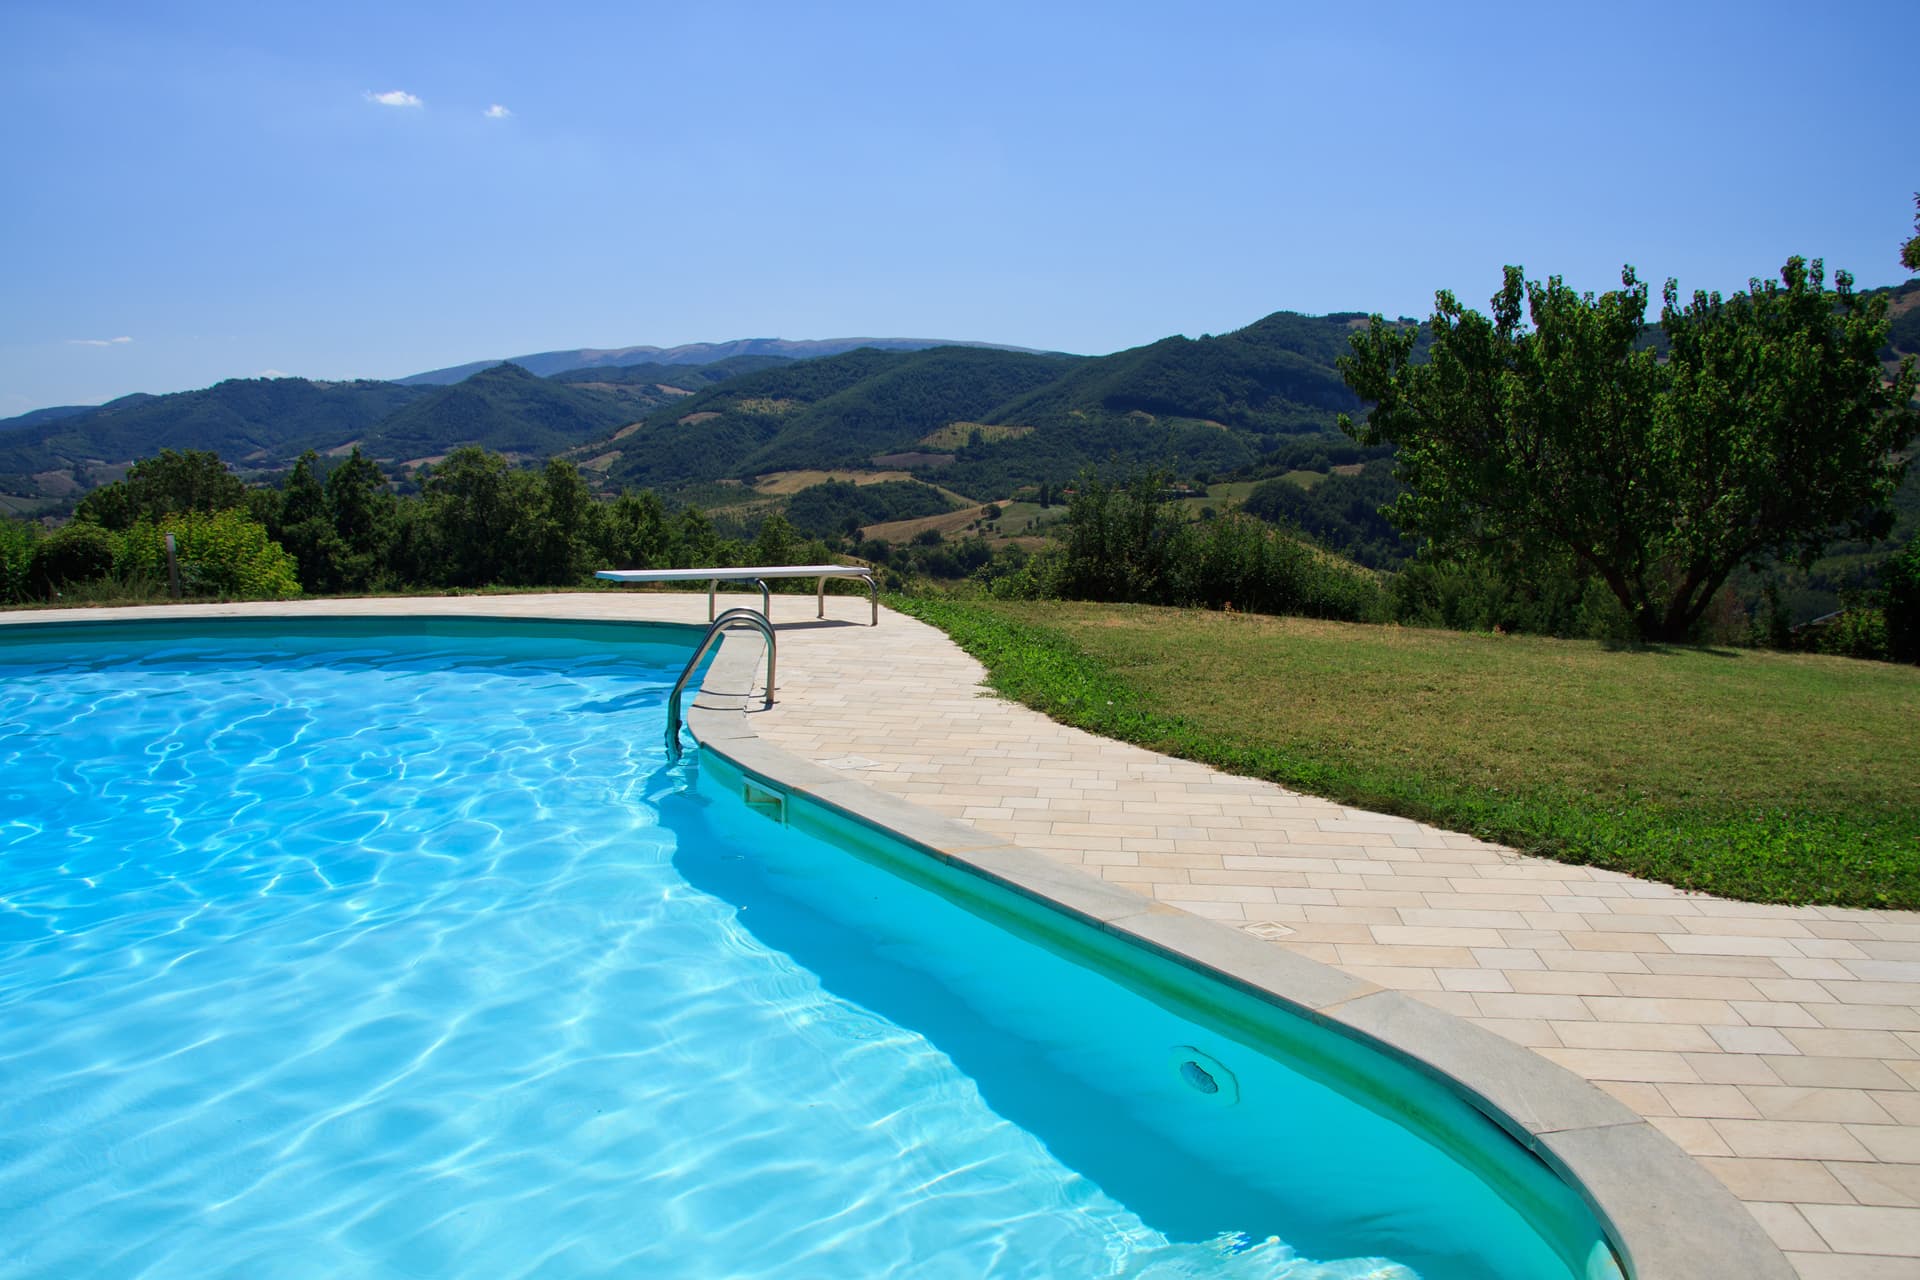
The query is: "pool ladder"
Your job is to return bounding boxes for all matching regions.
[665,608,775,763]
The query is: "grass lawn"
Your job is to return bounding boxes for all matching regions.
[892,597,1920,909]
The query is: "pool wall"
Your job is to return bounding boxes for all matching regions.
[685,626,1797,1280]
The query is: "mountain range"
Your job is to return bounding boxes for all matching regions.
[0,314,1375,513]
[5,279,1914,518]
[396,337,1054,386]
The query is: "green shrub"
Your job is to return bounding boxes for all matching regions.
[73,449,247,531]
[1181,514,1372,618]
[1058,470,1187,603]
[115,511,301,600]
[1815,601,1890,661]
[1390,555,1631,639]
[27,522,116,597]
[0,519,38,604]
[983,547,1059,601]
[1053,469,1381,622]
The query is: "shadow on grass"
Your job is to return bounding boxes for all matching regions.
[1595,638,1745,659]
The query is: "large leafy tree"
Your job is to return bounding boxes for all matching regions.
[418,446,527,587]
[73,448,248,531]
[604,491,671,569]
[525,458,600,586]
[1340,259,1918,642]
[268,451,342,593]
[324,447,398,592]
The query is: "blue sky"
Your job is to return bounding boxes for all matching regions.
[2,0,1912,412]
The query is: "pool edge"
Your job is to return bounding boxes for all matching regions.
[686,624,1795,1280]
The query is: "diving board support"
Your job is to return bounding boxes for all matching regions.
[702,577,770,623]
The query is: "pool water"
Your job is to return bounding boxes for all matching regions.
[0,620,1611,1279]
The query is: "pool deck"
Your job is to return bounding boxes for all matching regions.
[10,591,1918,1277]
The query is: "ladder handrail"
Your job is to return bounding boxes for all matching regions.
[665,608,775,762]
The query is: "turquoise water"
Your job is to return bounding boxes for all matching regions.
[0,619,1610,1278]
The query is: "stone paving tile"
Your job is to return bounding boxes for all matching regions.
[28,594,1911,1280]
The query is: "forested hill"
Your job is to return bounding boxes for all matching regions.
[0,310,1394,510]
[353,363,637,461]
[596,311,1378,497]
[987,310,1369,434]
[1883,279,1920,370]
[10,280,1912,515]
[603,347,1080,490]
[0,378,427,489]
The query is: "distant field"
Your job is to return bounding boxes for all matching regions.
[862,501,1005,543]
[752,469,917,495]
[917,422,1034,449]
[30,471,80,498]
[1166,480,1261,519]
[1206,480,1262,505]
[0,495,61,519]
[1228,468,1336,495]
[864,496,1075,545]
[895,598,1920,908]
[981,501,1068,540]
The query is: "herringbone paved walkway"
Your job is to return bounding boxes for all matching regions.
[745,601,1920,1280]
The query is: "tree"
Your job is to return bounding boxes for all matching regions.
[1903,193,1919,274]
[0,519,37,604]
[74,449,247,530]
[27,522,115,597]
[271,451,343,593]
[1340,260,1919,642]
[324,447,397,592]
[752,511,798,567]
[119,510,300,600]
[604,491,670,569]
[1057,468,1189,602]
[419,447,520,587]
[526,458,599,585]
[671,506,720,568]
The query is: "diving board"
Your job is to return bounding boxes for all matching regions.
[595,564,879,625]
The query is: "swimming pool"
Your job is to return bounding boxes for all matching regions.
[0,616,1620,1278]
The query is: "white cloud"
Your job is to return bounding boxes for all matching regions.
[258,369,290,378]
[366,89,423,108]
[484,104,512,119]
[68,336,132,347]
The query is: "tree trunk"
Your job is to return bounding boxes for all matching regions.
[1653,561,1734,644]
